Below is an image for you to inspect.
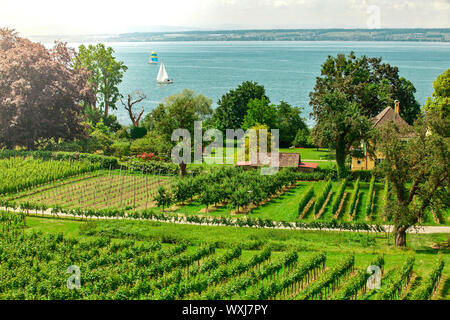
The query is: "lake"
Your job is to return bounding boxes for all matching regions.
[84,41,449,126]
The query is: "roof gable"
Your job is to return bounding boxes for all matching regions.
[372,106,410,129]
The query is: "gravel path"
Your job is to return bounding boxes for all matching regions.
[2,207,449,234]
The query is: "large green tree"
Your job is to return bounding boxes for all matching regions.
[212,81,268,130]
[311,91,373,178]
[310,52,421,125]
[277,101,308,148]
[149,89,213,176]
[375,109,449,247]
[74,44,128,120]
[242,97,278,130]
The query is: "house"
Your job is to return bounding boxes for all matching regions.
[236,152,318,172]
[351,100,412,171]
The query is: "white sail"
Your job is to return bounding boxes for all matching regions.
[157,62,170,83]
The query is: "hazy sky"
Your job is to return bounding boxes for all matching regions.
[2,0,450,35]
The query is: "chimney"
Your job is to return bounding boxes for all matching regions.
[394,100,400,115]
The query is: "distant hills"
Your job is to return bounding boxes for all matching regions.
[108,28,450,42]
[31,28,450,43]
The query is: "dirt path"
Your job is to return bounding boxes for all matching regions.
[2,206,449,234]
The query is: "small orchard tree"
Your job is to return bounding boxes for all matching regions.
[153,187,173,212]
[375,109,449,247]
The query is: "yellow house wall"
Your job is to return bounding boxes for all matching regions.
[351,143,384,171]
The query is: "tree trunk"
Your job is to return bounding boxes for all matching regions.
[395,225,408,247]
[335,145,347,179]
[179,163,187,178]
[105,101,109,119]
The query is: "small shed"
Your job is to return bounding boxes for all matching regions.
[236,152,318,172]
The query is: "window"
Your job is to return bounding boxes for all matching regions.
[357,160,362,165]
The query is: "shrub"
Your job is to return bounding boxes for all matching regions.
[0,150,118,169]
[126,158,180,175]
[314,180,332,215]
[366,175,376,218]
[130,127,148,140]
[331,179,347,214]
[347,178,360,216]
[297,186,315,216]
[111,141,131,158]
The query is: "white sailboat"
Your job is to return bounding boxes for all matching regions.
[156,62,173,84]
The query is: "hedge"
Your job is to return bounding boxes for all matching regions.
[297,186,315,216]
[331,179,347,214]
[0,150,118,168]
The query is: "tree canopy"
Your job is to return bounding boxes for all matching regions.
[74,44,128,120]
[147,89,213,176]
[0,29,93,149]
[310,51,421,125]
[242,97,278,130]
[212,81,268,131]
[424,69,449,119]
[311,91,373,178]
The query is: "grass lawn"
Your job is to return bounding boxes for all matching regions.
[279,148,335,161]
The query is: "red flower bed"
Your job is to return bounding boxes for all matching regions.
[137,152,157,161]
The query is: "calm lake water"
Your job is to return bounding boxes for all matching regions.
[75,41,450,126]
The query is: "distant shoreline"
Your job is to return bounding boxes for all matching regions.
[30,28,450,43]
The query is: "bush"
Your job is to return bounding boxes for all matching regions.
[365,175,376,218]
[347,178,360,216]
[0,150,118,169]
[314,180,332,215]
[129,131,171,159]
[331,179,347,214]
[349,170,383,182]
[111,141,131,158]
[127,158,180,175]
[293,128,314,148]
[115,128,130,140]
[130,127,148,140]
[297,186,315,216]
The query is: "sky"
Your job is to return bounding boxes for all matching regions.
[1,0,449,35]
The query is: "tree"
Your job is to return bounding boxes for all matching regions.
[153,187,173,212]
[277,101,308,147]
[375,110,449,247]
[424,69,449,118]
[240,124,273,162]
[150,89,213,176]
[293,128,313,148]
[212,81,268,130]
[74,43,128,120]
[121,91,146,127]
[0,29,93,149]
[311,91,373,178]
[310,52,421,125]
[242,97,278,130]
